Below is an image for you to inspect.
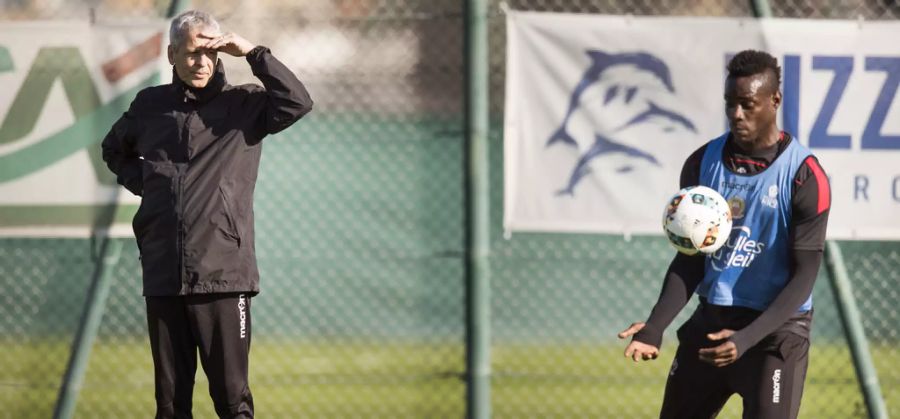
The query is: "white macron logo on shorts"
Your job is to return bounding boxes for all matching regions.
[238,294,247,339]
[772,368,782,403]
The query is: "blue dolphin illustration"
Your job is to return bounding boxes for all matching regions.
[556,134,660,196]
[545,50,698,197]
[613,100,697,133]
[547,51,675,148]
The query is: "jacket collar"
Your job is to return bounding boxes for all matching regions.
[172,59,227,104]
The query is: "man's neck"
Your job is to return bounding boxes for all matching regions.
[734,127,781,154]
[175,62,226,103]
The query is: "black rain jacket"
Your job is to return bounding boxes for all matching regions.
[101,46,313,296]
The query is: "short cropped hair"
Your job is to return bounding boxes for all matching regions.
[727,50,781,91]
[169,10,220,48]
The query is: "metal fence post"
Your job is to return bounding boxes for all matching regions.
[52,238,123,419]
[824,241,889,419]
[750,0,773,18]
[465,0,491,417]
[165,0,189,20]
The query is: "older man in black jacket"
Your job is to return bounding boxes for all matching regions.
[101,9,312,419]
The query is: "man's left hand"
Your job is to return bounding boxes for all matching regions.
[698,329,738,367]
[201,31,256,57]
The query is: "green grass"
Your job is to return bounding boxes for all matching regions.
[1,339,895,418]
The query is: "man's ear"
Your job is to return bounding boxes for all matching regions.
[772,89,782,111]
[167,45,175,65]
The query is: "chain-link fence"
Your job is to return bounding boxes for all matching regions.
[0,0,898,418]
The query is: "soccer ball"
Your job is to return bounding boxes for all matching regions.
[662,186,732,255]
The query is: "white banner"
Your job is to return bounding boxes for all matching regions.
[0,21,167,236]
[503,12,900,240]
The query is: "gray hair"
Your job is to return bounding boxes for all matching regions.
[169,10,220,48]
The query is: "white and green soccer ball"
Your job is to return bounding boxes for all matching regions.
[662,185,733,255]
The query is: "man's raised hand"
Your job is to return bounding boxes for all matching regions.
[201,31,255,57]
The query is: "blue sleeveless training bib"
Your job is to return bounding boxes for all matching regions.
[697,133,812,312]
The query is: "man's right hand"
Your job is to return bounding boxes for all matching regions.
[201,31,256,57]
[618,322,660,362]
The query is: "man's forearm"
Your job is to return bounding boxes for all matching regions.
[729,249,822,357]
[101,150,142,196]
[246,46,313,133]
[633,253,705,347]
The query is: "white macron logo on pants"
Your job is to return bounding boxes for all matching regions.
[238,294,247,339]
[772,368,782,403]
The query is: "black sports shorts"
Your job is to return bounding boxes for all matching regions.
[659,316,809,419]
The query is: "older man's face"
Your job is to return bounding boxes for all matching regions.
[168,28,218,88]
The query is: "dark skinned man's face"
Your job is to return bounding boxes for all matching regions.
[724,72,781,148]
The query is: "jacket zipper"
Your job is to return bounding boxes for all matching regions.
[178,171,185,288]
[179,109,194,291]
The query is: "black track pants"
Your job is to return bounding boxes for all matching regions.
[146,293,253,419]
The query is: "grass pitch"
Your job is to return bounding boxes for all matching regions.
[2,339,894,418]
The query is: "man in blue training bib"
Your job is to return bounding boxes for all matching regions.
[618,50,831,419]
